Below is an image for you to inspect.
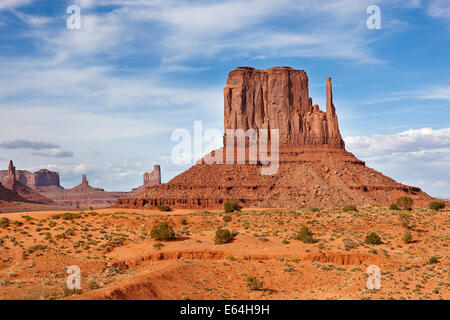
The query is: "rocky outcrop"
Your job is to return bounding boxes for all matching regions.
[39,174,130,208]
[144,165,161,186]
[0,167,61,190]
[130,165,162,195]
[116,66,434,209]
[223,67,344,148]
[0,160,53,205]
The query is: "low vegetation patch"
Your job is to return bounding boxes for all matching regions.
[223,215,232,223]
[395,196,413,210]
[214,228,233,244]
[224,199,242,213]
[428,256,439,264]
[295,226,316,243]
[389,203,400,210]
[150,222,175,241]
[429,201,445,211]
[365,232,382,245]
[157,204,172,212]
[402,230,413,244]
[342,205,358,212]
[0,218,10,228]
[246,276,263,291]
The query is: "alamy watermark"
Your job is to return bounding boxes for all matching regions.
[366,5,381,30]
[171,121,279,175]
[66,265,81,290]
[66,5,81,30]
[366,265,381,290]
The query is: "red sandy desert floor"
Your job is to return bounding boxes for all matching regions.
[0,206,448,300]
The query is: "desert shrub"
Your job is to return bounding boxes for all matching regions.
[395,196,413,210]
[54,213,81,220]
[246,276,263,291]
[12,220,23,227]
[342,205,358,212]
[402,230,413,244]
[27,245,47,253]
[295,226,316,243]
[399,212,413,229]
[214,228,233,244]
[157,204,171,212]
[223,215,232,223]
[153,242,164,250]
[365,232,382,245]
[389,203,400,210]
[150,222,175,241]
[0,218,10,228]
[429,256,439,264]
[88,280,100,290]
[310,207,320,212]
[224,199,242,213]
[429,201,445,211]
[343,238,359,250]
[180,218,188,225]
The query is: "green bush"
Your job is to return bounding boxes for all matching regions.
[246,276,263,291]
[342,205,357,212]
[295,226,316,243]
[395,196,413,210]
[0,217,10,228]
[224,199,241,213]
[223,215,232,223]
[53,213,81,220]
[399,212,412,228]
[214,228,233,244]
[429,201,445,211]
[180,218,188,225]
[310,208,320,212]
[389,203,400,210]
[150,222,175,241]
[365,232,382,245]
[157,204,172,212]
[429,256,439,264]
[402,230,413,244]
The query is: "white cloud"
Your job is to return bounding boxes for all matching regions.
[427,0,450,21]
[0,0,31,10]
[11,9,52,26]
[345,127,450,156]
[345,127,450,198]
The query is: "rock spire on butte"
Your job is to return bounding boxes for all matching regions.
[116,66,434,209]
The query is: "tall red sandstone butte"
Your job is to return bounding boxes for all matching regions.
[116,67,434,209]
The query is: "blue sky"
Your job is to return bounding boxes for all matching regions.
[0,0,449,198]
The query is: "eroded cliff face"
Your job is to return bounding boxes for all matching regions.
[115,67,434,210]
[223,67,344,148]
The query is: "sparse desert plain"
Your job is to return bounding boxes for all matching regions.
[0,205,448,300]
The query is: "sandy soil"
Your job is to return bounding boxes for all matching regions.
[0,206,448,300]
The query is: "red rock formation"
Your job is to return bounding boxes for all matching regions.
[1,160,53,205]
[223,67,344,148]
[144,165,161,186]
[116,67,434,209]
[0,167,61,189]
[130,165,162,195]
[41,175,130,208]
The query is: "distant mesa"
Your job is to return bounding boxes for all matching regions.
[0,162,163,209]
[0,164,61,192]
[0,160,53,205]
[117,66,436,210]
